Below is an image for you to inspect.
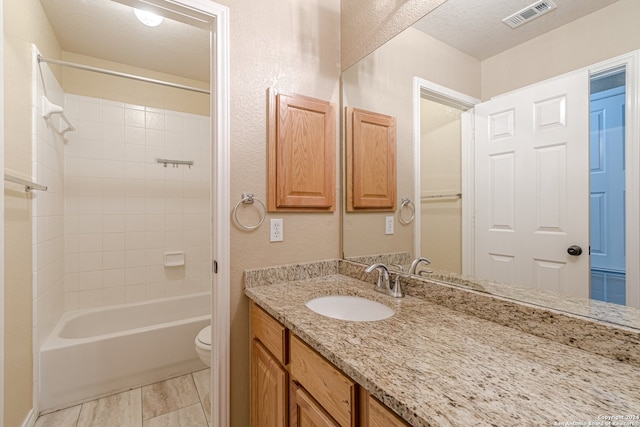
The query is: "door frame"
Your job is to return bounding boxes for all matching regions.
[0,0,5,421]
[412,77,479,275]
[146,0,231,425]
[413,50,640,308]
[589,51,640,308]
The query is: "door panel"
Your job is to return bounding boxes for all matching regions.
[590,85,626,304]
[475,70,590,297]
[590,88,626,272]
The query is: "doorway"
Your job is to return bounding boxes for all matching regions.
[589,68,627,305]
[29,0,230,424]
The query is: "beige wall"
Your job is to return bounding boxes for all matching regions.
[3,0,61,425]
[482,0,640,99]
[342,27,479,259]
[340,0,446,71]
[60,52,209,116]
[215,1,341,426]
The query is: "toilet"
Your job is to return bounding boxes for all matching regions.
[195,325,211,367]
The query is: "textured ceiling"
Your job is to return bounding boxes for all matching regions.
[413,0,620,60]
[40,0,620,80]
[40,0,210,82]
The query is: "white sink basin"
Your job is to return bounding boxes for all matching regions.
[305,295,395,322]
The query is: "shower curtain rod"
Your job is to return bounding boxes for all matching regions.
[37,55,210,95]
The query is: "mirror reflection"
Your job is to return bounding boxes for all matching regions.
[342,0,640,316]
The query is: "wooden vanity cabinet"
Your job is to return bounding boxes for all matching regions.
[250,302,406,427]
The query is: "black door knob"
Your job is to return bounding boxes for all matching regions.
[567,245,583,256]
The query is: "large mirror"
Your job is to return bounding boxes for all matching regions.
[342,0,640,325]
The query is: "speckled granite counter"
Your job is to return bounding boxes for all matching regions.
[245,261,640,427]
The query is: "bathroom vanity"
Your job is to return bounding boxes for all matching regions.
[245,260,640,427]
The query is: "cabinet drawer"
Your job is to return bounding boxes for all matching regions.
[251,302,287,365]
[289,334,356,427]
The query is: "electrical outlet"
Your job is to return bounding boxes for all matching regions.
[270,219,284,242]
[385,216,394,235]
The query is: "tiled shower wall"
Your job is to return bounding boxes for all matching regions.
[62,94,211,310]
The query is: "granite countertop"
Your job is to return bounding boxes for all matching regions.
[245,273,640,427]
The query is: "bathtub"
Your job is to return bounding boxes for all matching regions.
[39,292,211,411]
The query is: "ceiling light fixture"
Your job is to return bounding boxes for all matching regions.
[134,8,164,27]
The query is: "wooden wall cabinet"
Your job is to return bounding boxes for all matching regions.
[250,302,408,427]
[345,107,397,211]
[268,89,336,212]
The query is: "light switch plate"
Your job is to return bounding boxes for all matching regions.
[270,218,284,242]
[385,216,394,235]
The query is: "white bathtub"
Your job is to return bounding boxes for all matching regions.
[39,293,211,411]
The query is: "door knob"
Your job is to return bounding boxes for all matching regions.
[567,245,583,256]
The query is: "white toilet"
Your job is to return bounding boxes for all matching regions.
[195,325,211,367]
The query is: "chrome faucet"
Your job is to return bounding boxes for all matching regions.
[364,263,390,294]
[408,257,432,275]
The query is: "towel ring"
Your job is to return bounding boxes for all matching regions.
[233,193,267,230]
[398,198,415,225]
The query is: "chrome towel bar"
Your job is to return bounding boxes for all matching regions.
[4,173,48,192]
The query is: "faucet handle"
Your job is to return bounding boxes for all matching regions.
[389,274,408,298]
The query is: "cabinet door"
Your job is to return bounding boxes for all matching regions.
[360,391,409,427]
[251,339,288,427]
[346,107,397,211]
[268,89,336,212]
[290,381,340,427]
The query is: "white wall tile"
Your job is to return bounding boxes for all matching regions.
[125,285,146,303]
[61,95,210,310]
[125,108,146,128]
[125,267,146,285]
[78,233,102,253]
[77,271,102,291]
[125,249,146,268]
[78,99,102,122]
[102,269,125,288]
[103,251,125,270]
[102,233,125,251]
[125,144,146,162]
[103,105,124,126]
[103,141,125,161]
[146,129,164,147]
[125,126,145,145]
[102,287,125,307]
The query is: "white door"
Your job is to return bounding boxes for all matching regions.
[474,69,590,298]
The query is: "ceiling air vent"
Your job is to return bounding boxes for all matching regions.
[502,0,558,29]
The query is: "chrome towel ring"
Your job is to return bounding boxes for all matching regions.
[233,193,267,230]
[398,198,415,225]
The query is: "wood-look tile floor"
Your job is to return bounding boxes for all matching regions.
[35,369,211,427]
